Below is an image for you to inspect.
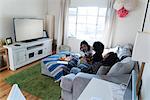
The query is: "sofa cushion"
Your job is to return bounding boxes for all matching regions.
[117,47,131,60]
[107,57,135,75]
[60,74,76,92]
[123,44,133,52]
[121,57,133,63]
[96,65,111,75]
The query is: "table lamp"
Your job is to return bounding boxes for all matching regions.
[132,32,150,97]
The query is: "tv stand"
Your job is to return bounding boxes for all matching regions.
[4,38,52,71]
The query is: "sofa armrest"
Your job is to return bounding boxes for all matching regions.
[60,73,76,92]
[72,72,99,100]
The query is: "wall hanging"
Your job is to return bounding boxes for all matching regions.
[113,0,137,17]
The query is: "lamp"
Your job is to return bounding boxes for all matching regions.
[132,32,150,97]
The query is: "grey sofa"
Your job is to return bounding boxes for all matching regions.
[60,44,137,100]
[60,71,134,100]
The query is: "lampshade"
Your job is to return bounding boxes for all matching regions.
[132,32,150,63]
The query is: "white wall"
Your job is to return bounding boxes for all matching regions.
[0,0,48,40]
[70,0,107,7]
[48,0,61,40]
[66,37,82,52]
[112,0,147,47]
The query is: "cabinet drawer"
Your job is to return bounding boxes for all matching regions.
[13,49,26,67]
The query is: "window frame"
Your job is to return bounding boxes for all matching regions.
[68,7,107,41]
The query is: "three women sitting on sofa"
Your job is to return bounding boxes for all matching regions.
[69,40,119,74]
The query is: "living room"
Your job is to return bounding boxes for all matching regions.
[0,0,150,100]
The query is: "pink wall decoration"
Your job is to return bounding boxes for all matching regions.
[113,0,137,18]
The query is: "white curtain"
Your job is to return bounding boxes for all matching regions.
[104,0,116,48]
[57,0,70,51]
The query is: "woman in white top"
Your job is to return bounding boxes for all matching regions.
[80,40,92,57]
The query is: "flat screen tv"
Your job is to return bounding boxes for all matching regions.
[13,18,44,42]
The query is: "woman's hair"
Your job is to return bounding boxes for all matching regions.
[80,40,90,51]
[102,52,119,66]
[93,41,104,54]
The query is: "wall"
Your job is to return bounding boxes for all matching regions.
[112,0,147,47]
[70,0,107,7]
[0,0,48,40]
[66,37,82,52]
[48,0,61,40]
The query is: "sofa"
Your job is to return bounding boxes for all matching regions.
[60,44,138,100]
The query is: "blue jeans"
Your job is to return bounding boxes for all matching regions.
[70,67,81,74]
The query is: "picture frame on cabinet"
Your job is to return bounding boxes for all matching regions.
[43,30,49,38]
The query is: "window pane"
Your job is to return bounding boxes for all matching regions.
[69,8,77,16]
[98,17,105,25]
[77,24,86,32]
[87,25,96,33]
[95,33,104,41]
[69,16,76,24]
[99,8,107,16]
[78,7,87,15]
[97,17,105,30]
[76,32,91,40]
[76,32,96,41]
[68,24,76,37]
[97,25,105,31]
[87,16,97,24]
[87,7,98,16]
[77,16,86,24]
[68,7,107,43]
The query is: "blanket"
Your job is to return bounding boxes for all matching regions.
[42,53,68,81]
[42,51,82,81]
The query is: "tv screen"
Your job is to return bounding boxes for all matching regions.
[14,18,44,42]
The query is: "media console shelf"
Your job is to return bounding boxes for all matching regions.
[4,38,52,71]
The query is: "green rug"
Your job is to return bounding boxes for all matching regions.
[5,63,61,100]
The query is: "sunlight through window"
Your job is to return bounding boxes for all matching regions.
[68,7,107,42]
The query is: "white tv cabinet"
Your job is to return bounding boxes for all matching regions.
[4,38,52,71]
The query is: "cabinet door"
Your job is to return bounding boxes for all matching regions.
[13,49,26,67]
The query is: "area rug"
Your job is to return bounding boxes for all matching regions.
[5,63,61,100]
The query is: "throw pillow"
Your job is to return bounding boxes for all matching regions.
[117,47,131,60]
[107,57,135,75]
[121,57,133,63]
[96,65,111,75]
[123,44,133,52]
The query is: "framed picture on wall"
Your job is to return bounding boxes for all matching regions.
[6,37,13,45]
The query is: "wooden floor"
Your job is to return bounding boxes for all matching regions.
[0,61,41,100]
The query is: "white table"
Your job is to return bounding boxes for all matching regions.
[7,84,26,100]
[78,78,114,100]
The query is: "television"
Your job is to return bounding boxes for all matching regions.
[13,18,44,42]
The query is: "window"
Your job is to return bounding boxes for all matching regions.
[68,7,107,42]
